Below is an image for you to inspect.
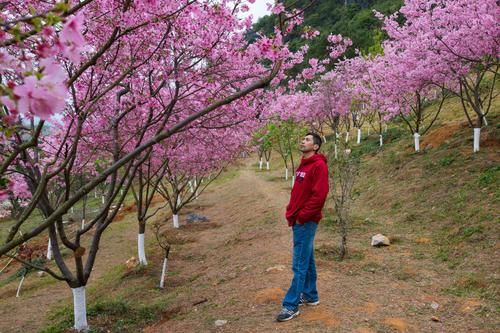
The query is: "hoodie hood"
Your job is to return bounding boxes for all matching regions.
[300,153,327,166]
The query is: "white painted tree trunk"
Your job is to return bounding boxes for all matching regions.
[46,238,53,260]
[334,143,338,159]
[101,196,105,205]
[473,128,481,152]
[16,275,25,297]
[94,190,97,199]
[285,168,289,180]
[193,180,199,199]
[322,135,326,143]
[266,161,270,170]
[0,257,14,273]
[159,257,168,289]
[379,134,383,146]
[120,189,124,196]
[138,233,147,265]
[72,286,88,332]
[345,131,349,143]
[81,218,85,230]
[357,128,361,145]
[188,181,194,193]
[367,127,370,136]
[173,214,179,229]
[414,132,421,152]
[259,158,263,170]
[71,206,74,214]
[291,176,295,188]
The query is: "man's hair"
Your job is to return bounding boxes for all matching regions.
[306,132,323,152]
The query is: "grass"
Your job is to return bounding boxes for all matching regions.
[41,297,173,333]
[320,93,499,314]
[0,192,137,242]
[477,165,499,187]
[442,274,492,299]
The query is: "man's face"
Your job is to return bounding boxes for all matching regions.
[299,135,318,153]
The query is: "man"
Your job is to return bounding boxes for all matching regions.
[276,132,329,322]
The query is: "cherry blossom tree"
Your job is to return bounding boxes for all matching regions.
[377,0,499,152]
[0,1,313,331]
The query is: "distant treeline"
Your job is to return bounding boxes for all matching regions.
[247,0,403,73]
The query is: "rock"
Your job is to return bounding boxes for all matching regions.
[431,301,439,310]
[371,234,390,247]
[186,213,209,224]
[431,316,441,322]
[266,265,285,272]
[37,271,45,277]
[214,319,227,327]
[126,256,138,269]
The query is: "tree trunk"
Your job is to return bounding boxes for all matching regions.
[285,168,289,180]
[193,179,199,199]
[16,274,25,297]
[159,257,168,289]
[173,214,179,229]
[72,286,88,332]
[379,134,383,146]
[414,132,420,152]
[138,224,147,265]
[266,161,270,170]
[356,128,361,145]
[473,127,481,152]
[259,158,263,170]
[46,238,53,260]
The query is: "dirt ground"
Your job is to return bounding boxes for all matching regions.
[0,158,497,333]
[141,160,497,333]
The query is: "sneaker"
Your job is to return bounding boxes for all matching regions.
[276,307,300,322]
[299,295,320,306]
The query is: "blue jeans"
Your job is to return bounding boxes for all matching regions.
[282,221,318,311]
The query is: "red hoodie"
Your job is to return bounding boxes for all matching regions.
[285,153,329,226]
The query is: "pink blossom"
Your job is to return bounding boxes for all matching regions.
[13,60,67,120]
[60,13,86,63]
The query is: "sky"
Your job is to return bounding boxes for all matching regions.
[246,1,271,23]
